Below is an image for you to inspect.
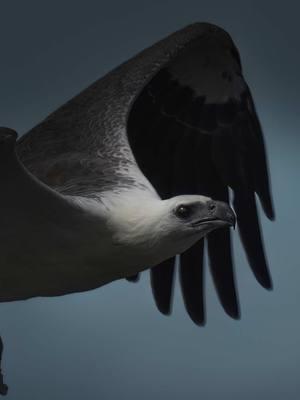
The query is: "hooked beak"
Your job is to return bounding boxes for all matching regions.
[191,200,236,229]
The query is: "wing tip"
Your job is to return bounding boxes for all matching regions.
[262,199,275,221]
[157,304,207,326]
[223,302,241,321]
[188,312,206,327]
[260,277,273,291]
[266,208,275,221]
[125,274,140,283]
[193,320,206,327]
[227,309,241,321]
[150,258,176,318]
[155,303,173,316]
[253,267,273,290]
[0,127,18,155]
[0,126,18,139]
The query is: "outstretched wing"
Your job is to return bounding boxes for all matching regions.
[17,23,274,324]
[126,24,274,324]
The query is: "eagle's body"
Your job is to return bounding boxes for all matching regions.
[0,154,227,301]
[0,23,274,324]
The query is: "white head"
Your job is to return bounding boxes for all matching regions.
[104,190,235,267]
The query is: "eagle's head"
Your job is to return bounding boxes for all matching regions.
[105,191,235,268]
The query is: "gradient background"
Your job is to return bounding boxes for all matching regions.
[0,1,299,399]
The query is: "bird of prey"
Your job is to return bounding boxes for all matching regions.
[0,22,274,326]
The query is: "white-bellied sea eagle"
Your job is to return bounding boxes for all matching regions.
[0,23,274,326]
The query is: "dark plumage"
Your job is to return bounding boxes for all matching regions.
[127,23,274,324]
[12,22,274,325]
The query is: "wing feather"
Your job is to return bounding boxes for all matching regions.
[127,24,274,323]
[16,23,274,323]
[150,258,176,315]
[179,241,205,325]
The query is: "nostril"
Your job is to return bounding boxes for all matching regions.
[208,201,216,212]
[227,210,236,228]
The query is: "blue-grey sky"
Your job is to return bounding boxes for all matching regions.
[0,1,299,399]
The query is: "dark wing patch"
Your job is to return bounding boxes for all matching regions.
[180,240,205,325]
[127,31,274,324]
[150,257,176,315]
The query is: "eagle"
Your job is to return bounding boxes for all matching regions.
[0,22,274,326]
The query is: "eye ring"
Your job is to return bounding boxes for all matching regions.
[175,205,192,219]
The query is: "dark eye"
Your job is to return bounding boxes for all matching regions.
[175,205,193,219]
